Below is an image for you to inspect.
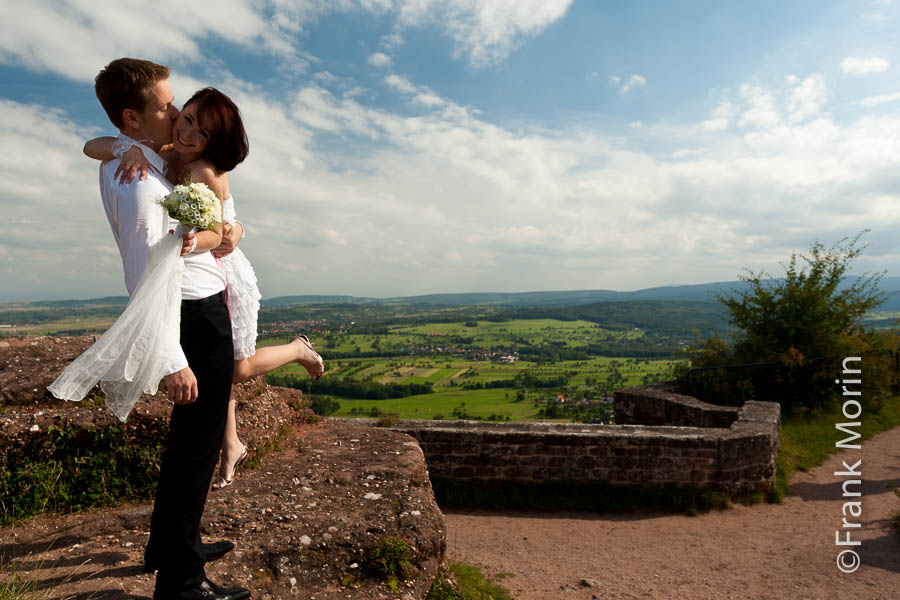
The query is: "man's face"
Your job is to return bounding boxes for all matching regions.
[138,79,178,146]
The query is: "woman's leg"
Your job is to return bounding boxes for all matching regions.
[212,395,246,489]
[232,337,323,383]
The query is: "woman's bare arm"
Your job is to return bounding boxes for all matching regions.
[83,136,117,161]
[84,136,156,182]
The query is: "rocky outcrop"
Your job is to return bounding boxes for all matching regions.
[0,336,446,599]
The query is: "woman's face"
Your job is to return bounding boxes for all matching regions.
[172,101,211,155]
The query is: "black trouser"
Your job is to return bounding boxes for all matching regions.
[147,291,233,592]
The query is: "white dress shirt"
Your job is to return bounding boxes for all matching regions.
[99,134,227,373]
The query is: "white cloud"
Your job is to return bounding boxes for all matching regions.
[737,84,780,129]
[367,52,392,68]
[394,0,573,67]
[841,56,890,75]
[702,101,735,132]
[413,93,445,107]
[385,74,419,94]
[4,74,900,298]
[0,1,285,82]
[786,74,827,122]
[0,101,123,299]
[860,90,900,106]
[609,74,646,95]
[384,75,444,107]
[622,75,647,94]
[0,0,570,88]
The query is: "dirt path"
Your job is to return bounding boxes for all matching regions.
[445,426,900,600]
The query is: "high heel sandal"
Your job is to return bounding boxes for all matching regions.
[211,445,248,491]
[295,334,324,380]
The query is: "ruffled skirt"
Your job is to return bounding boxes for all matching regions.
[219,248,261,360]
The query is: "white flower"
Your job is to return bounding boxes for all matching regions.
[160,182,222,230]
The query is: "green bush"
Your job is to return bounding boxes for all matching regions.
[309,395,341,416]
[0,418,168,526]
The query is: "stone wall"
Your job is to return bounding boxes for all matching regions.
[389,384,781,496]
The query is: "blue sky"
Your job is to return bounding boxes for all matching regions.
[1,0,899,301]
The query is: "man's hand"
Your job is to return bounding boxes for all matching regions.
[164,367,198,405]
[212,222,239,257]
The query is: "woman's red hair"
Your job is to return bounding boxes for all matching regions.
[186,88,249,173]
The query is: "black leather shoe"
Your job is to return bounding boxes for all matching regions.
[144,540,235,573]
[153,578,251,600]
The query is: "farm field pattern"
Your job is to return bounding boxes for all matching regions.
[265,317,681,422]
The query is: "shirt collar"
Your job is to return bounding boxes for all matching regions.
[117,133,167,175]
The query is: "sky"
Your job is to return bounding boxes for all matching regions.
[1,0,899,301]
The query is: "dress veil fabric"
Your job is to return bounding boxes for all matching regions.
[48,233,184,421]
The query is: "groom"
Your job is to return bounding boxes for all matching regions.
[93,58,250,600]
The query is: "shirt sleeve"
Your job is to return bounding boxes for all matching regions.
[166,347,189,375]
[117,177,171,294]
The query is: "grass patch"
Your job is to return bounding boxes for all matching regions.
[772,395,900,502]
[427,562,513,600]
[431,478,729,515]
[362,536,418,593]
[0,555,80,600]
[0,567,45,600]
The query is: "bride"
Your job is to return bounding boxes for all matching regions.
[79,87,323,489]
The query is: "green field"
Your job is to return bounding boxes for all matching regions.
[271,352,680,422]
[389,319,643,348]
[327,388,538,420]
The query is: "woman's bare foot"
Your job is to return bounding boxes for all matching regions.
[294,335,324,379]
[212,442,248,491]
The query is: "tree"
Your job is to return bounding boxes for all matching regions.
[718,232,884,364]
[687,232,886,412]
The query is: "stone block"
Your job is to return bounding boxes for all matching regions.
[451,466,475,478]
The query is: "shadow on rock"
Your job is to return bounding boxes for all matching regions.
[0,535,87,562]
[49,592,150,600]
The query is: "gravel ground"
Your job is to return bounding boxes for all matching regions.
[445,426,900,600]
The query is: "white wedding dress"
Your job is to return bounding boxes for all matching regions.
[220,196,261,360]
[48,196,262,421]
[48,232,184,421]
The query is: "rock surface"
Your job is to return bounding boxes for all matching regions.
[0,336,446,599]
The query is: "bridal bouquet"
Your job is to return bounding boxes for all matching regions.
[160,182,222,229]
